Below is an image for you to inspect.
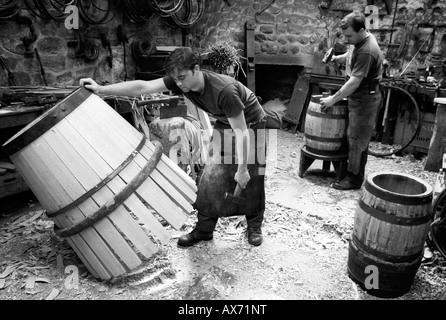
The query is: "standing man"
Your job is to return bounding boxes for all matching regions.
[80,47,267,246]
[320,11,383,190]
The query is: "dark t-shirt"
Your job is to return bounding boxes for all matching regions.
[163,70,265,126]
[346,31,383,94]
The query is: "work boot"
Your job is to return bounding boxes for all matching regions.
[247,227,263,246]
[177,228,213,247]
[331,177,362,190]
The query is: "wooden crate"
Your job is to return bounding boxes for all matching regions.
[0,170,29,199]
[393,111,435,154]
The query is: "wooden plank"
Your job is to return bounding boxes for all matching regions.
[283,71,310,131]
[11,137,80,211]
[104,175,160,257]
[136,177,187,230]
[116,154,187,230]
[122,194,171,244]
[67,96,136,168]
[255,54,314,68]
[105,206,158,259]
[55,120,114,178]
[141,144,197,204]
[245,20,256,93]
[133,152,193,213]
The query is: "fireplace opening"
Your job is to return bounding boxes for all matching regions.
[255,64,303,104]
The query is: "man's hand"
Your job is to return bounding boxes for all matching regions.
[319,95,335,112]
[234,169,250,189]
[79,78,101,94]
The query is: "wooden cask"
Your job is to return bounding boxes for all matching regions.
[304,95,348,155]
[348,171,433,297]
[2,87,197,281]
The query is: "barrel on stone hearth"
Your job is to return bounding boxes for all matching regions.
[304,95,348,155]
[2,87,197,281]
[348,171,433,297]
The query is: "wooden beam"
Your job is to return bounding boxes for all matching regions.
[245,20,256,93]
[255,54,314,67]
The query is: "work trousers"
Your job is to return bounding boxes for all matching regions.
[346,90,382,183]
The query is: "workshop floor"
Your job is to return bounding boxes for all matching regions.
[1,129,445,302]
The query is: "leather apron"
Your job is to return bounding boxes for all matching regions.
[193,118,266,217]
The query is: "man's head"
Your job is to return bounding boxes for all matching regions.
[339,11,367,45]
[164,47,202,92]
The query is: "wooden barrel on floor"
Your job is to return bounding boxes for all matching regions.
[2,87,197,281]
[304,95,348,155]
[348,171,433,297]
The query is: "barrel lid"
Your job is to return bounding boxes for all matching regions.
[2,87,92,156]
[311,94,347,105]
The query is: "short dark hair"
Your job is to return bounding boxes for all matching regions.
[164,47,200,75]
[340,11,366,32]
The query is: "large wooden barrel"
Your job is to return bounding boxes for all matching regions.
[2,87,197,281]
[348,171,433,297]
[304,95,348,155]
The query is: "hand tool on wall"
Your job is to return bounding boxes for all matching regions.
[399,29,434,77]
[117,24,129,80]
[23,94,57,106]
[224,184,246,205]
[385,0,399,61]
[100,33,113,68]
[34,48,48,86]
[15,14,37,58]
[0,56,17,86]
[367,0,392,15]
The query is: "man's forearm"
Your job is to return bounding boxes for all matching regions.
[236,129,250,172]
[98,80,150,96]
[333,52,348,64]
[331,77,361,104]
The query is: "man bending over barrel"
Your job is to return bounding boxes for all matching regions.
[80,47,267,247]
[320,11,383,190]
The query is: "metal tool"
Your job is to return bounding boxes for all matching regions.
[322,47,342,76]
[15,14,37,58]
[0,56,17,86]
[322,47,334,64]
[224,184,246,205]
[34,48,47,86]
[100,33,113,68]
[23,94,57,106]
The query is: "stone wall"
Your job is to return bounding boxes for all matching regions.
[0,0,445,87]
